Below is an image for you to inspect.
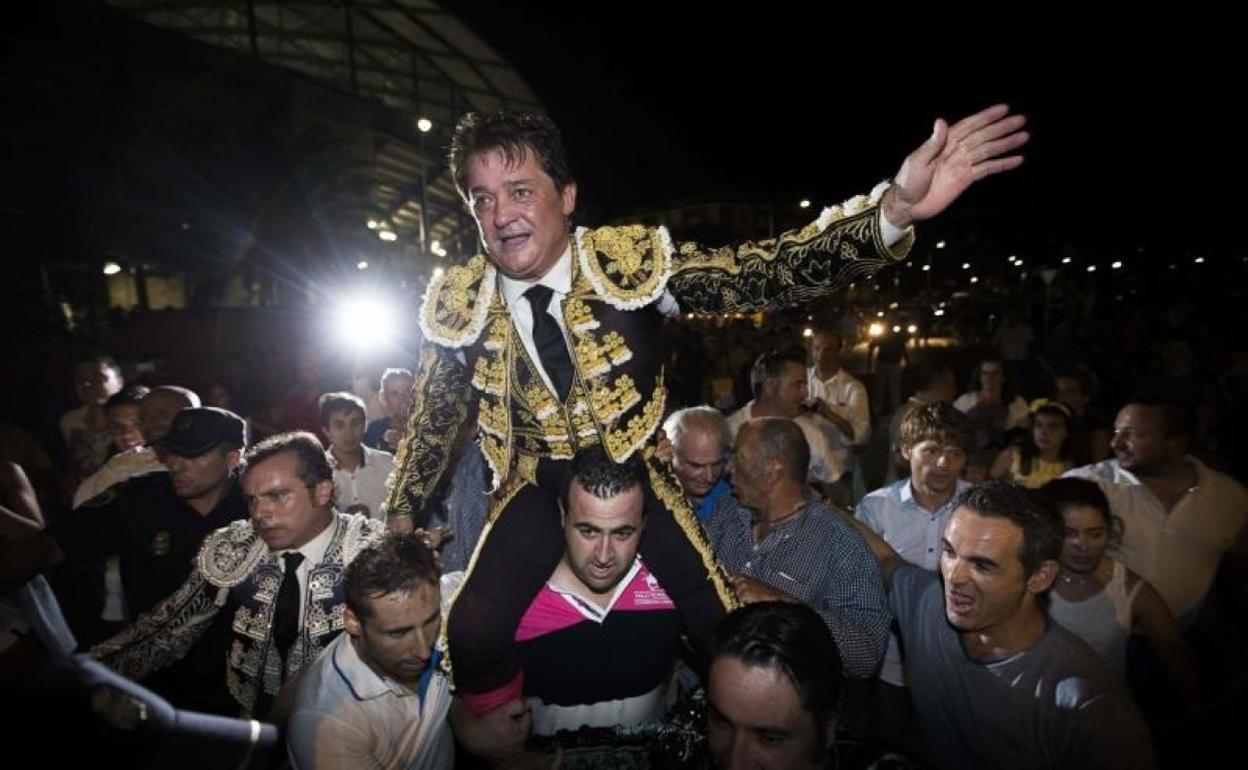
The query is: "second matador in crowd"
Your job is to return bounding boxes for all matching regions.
[385,106,1028,715]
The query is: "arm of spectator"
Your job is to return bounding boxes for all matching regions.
[989,446,1015,480]
[1,462,44,529]
[88,566,223,682]
[1131,574,1200,709]
[731,574,798,605]
[449,696,535,767]
[799,523,891,679]
[843,381,872,446]
[811,399,857,443]
[287,709,384,770]
[842,509,906,589]
[0,519,63,591]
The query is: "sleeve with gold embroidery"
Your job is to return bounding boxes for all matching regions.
[384,341,472,522]
[87,566,222,683]
[667,183,914,314]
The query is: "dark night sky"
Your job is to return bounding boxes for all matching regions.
[442,3,1240,251]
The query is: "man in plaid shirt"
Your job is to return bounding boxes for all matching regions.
[705,417,889,678]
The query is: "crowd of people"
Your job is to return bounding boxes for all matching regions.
[2,105,1245,770]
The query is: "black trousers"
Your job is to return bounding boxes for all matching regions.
[446,451,735,699]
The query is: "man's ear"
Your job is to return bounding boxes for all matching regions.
[1026,559,1060,595]
[344,606,362,638]
[313,479,335,508]
[560,181,578,218]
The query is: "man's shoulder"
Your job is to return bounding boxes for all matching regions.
[805,501,868,543]
[574,224,672,311]
[1192,458,1248,505]
[362,444,396,469]
[831,369,866,390]
[196,519,267,587]
[1030,622,1133,701]
[418,253,497,347]
[860,479,907,506]
[288,638,380,749]
[891,564,940,603]
[888,565,944,632]
[1064,460,1122,484]
[79,467,171,509]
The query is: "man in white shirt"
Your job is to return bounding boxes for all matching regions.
[726,349,845,495]
[1065,396,1248,624]
[807,326,871,501]
[288,534,456,770]
[319,392,395,521]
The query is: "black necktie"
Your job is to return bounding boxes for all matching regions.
[273,552,305,661]
[524,284,574,400]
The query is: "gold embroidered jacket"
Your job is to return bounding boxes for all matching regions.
[88,512,384,716]
[385,184,913,520]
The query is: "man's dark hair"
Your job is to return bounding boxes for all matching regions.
[564,445,644,508]
[1125,391,1195,439]
[345,533,441,622]
[742,418,810,486]
[953,481,1062,576]
[242,431,333,488]
[712,602,843,759]
[898,401,974,452]
[449,111,575,201]
[318,391,366,427]
[1038,477,1124,546]
[105,385,150,412]
[749,348,807,397]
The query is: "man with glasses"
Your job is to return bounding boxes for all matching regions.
[89,432,385,719]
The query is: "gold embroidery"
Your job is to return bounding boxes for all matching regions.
[479,432,509,493]
[418,254,497,347]
[562,297,600,332]
[602,378,664,460]
[199,521,267,587]
[385,343,472,519]
[644,454,739,612]
[472,349,507,397]
[483,316,510,352]
[668,187,912,315]
[587,374,642,424]
[576,225,672,310]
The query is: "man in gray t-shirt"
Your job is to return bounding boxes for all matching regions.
[852,481,1156,769]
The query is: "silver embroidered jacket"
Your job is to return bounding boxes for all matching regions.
[89,512,385,716]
